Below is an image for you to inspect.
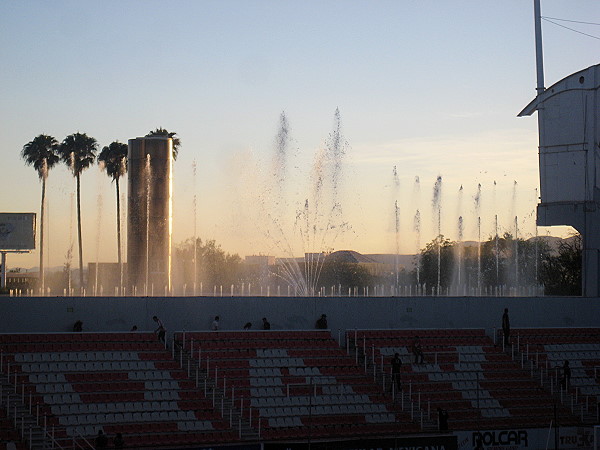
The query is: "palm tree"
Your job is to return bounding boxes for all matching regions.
[21,135,60,294]
[98,141,128,292]
[145,127,181,160]
[58,132,98,292]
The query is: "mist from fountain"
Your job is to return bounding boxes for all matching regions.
[456,185,464,290]
[240,109,351,297]
[413,209,421,287]
[393,166,401,289]
[144,154,151,295]
[534,187,539,282]
[493,180,499,284]
[511,180,518,288]
[474,183,482,293]
[411,176,421,288]
[192,159,198,296]
[94,167,104,296]
[65,192,75,296]
[432,176,442,292]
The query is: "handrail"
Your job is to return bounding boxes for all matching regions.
[42,427,65,450]
[72,429,94,450]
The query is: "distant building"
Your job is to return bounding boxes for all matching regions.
[244,255,276,266]
[244,255,276,286]
[325,250,391,276]
[5,271,38,292]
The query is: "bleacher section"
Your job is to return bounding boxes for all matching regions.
[1,328,598,449]
[0,333,237,448]
[347,328,591,430]
[175,330,418,440]
[514,327,600,415]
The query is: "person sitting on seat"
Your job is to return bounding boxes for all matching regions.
[262,317,271,330]
[315,314,328,329]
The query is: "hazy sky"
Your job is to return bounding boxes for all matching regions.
[1,1,598,270]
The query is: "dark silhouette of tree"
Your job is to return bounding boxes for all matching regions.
[21,134,60,293]
[175,238,242,290]
[317,261,374,293]
[418,235,454,293]
[58,133,98,291]
[541,234,582,296]
[98,141,128,290]
[416,232,553,295]
[146,127,180,160]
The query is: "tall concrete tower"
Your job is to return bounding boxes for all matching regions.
[127,136,173,294]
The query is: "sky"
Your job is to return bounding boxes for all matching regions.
[1,0,598,271]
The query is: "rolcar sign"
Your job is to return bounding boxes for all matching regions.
[456,427,594,449]
[472,430,528,447]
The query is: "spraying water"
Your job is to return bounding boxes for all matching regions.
[95,167,104,296]
[119,161,126,295]
[145,154,152,295]
[494,214,499,284]
[512,181,518,289]
[66,192,75,295]
[254,109,350,296]
[432,176,442,292]
[456,185,464,290]
[193,160,198,295]
[392,166,401,290]
[514,215,519,288]
[493,181,499,285]
[413,209,421,286]
[534,188,539,285]
[474,183,482,293]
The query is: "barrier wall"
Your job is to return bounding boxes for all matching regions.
[0,296,598,335]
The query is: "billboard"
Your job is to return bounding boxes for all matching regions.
[0,213,36,251]
[455,426,594,449]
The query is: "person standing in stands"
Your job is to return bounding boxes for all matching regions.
[412,336,424,364]
[437,408,449,431]
[113,432,125,450]
[390,353,402,393]
[94,430,108,449]
[502,308,510,346]
[152,316,166,344]
[243,322,252,330]
[212,315,220,331]
[315,314,328,329]
[262,317,271,330]
[560,360,571,389]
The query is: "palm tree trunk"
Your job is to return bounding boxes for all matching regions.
[39,176,46,294]
[116,177,122,292]
[76,173,84,292]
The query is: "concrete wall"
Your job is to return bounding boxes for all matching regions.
[1,296,598,337]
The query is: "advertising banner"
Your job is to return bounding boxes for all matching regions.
[455,426,594,450]
[0,213,36,251]
[264,435,457,450]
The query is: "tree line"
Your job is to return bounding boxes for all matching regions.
[173,233,581,296]
[417,233,581,296]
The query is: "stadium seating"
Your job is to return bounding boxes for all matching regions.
[513,327,600,414]
[0,332,236,448]
[347,328,588,430]
[175,330,418,439]
[2,328,597,448]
